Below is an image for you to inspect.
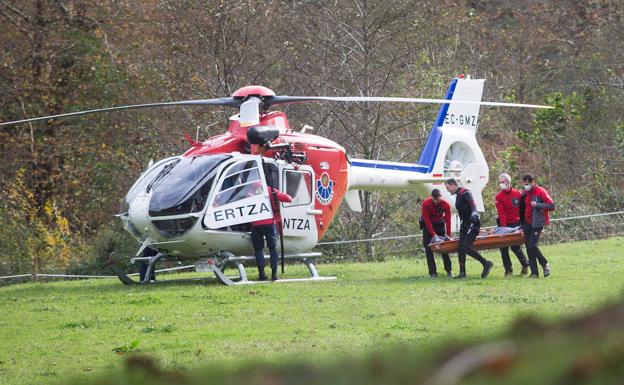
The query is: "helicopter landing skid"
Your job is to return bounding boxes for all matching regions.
[216,251,336,286]
[114,251,336,286]
[112,252,235,286]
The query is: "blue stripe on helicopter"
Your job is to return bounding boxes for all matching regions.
[350,161,429,173]
[416,78,458,173]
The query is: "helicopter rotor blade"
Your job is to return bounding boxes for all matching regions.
[265,95,553,109]
[0,97,240,127]
[239,97,262,127]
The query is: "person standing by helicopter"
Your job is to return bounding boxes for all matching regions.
[519,174,554,278]
[420,189,453,278]
[444,178,494,279]
[251,143,292,281]
[495,173,529,277]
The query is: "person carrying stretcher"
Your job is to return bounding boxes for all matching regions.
[444,178,494,279]
[519,174,554,278]
[495,173,530,277]
[420,189,453,278]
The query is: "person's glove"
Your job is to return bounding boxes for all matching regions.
[471,211,480,224]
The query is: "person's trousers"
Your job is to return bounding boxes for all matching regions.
[138,247,158,282]
[522,224,548,275]
[500,222,528,272]
[458,221,488,273]
[251,224,279,275]
[422,222,452,275]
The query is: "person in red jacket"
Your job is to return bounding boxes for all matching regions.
[420,189,453,278]
[495,173,529,277]
[251,143,293,281]
[518,174,555,278]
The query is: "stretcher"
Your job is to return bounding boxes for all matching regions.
[428,226,524,254]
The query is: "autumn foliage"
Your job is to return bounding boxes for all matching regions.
[1,1,623,272]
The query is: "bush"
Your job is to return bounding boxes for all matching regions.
[0,169,76,275]
[65,220,137,275]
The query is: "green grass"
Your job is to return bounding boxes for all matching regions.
[0,237,623,385]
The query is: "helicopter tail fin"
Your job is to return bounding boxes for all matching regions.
[418,76,489,211]
[417,77,484,172]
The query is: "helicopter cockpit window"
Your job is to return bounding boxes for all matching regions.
[119,156,179,214]
[203,158,274,230]
[283,170,313,207]
[148,154,231,217]
[213,161,262,207]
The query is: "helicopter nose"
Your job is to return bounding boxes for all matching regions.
[128,195,151,237]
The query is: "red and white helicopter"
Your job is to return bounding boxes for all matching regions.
[0,76,550,285]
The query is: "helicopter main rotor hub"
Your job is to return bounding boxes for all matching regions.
[231,85,276,98]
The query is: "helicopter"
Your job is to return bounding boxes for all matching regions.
[0,76,551,285]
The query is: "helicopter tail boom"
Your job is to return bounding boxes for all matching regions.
[347,77,490,212]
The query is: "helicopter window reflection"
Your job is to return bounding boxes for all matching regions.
[213,161,263,207]
[283,170,312,207]
[148,154,231,217]
[120,156,179,214]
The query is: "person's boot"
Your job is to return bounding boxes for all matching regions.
[481,260,494,278]
[271,270,278,281]
[429,273,439,278]
[504,271,513,278]
[542,263,551,277]
[529,274,539,279]
[446,271,453,278]
[258,269,268,281]
[521,265,529,276]
[454,272,467,279]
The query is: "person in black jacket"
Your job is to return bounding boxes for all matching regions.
[444,178,494,279]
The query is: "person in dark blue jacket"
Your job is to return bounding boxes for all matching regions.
[444,178,493,279]
[519,174,555,278]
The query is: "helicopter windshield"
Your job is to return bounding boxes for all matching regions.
[148,154,231,217]
[119,156,179,215]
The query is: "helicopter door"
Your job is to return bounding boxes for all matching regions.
[203,158,273,229]
[279,165,317,238]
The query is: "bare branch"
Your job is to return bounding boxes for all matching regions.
[0,6,31,36]
[0,0,31,22]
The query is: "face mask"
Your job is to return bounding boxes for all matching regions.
[499,183,508,190]
[523,184,532,191]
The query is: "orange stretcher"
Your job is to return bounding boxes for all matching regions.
[428,227,525,254]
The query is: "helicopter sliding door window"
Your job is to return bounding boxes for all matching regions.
[204,158,274,229]
[283,170,313,207]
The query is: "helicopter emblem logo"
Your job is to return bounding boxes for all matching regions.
[316,172,334,205]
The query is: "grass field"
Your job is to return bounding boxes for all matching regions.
[1,237,623,385]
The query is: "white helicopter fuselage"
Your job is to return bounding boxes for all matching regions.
[119,77,489,259]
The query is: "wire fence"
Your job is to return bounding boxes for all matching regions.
[1,211,623,283]
[0,265,195,285]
